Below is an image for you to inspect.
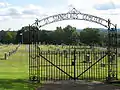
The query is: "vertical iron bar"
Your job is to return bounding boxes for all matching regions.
[43,51,45,81]
[69,49,70,80]
[50,50,52,80]
[79,51,81,79]
[29,24,30,81]
[66,49,68,80]
[48,49,50,80]
[74,48,76,80]
[54,50,55,80]
[62,49,64,80]
[96,51,98,80]
[59,50,60,80]
[45,50,47,81]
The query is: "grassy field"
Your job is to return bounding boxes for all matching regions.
[0,44,119,90]
[0,45,39,90]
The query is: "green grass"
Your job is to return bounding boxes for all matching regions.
[0,45,39,90]
[0,44,119,90]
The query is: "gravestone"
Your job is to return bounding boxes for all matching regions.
[110,54,115,62]
[4,53,8,60]
[83,54,92,63]
[94,53,98,60]
[101,62,106,67]
[86,54,90,62]
[63,50,68,58]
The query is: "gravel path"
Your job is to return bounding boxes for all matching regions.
[37,80,120,90]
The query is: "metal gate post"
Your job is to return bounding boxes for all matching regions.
[107,19,118,82]
[28,24,40,83]
[28,24,31,81]
[107,19,111,81]
[115,24,118,80]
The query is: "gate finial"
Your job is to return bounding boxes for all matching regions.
[35,18,39,26]
[68,6,81,14]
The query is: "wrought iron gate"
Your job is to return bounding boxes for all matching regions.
[28,8,117,83]
[38,48,108,81]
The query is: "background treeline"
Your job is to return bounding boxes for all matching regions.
[0,25,119,46]
[0,30,16,44]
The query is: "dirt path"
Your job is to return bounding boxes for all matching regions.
[37,80,120,90]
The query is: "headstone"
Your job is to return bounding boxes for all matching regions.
[48,50,50,53]
[39,42,41,45]
[9,52,11,56]
[86,54,90,61]
[94,53,98,60]
[110,54,115,62]
[56,48,60,52]
[68,48,71,53]
[60,52,63,56]
[101,62,106,67]
[91,46,94,51]
[63,50,68,58]
[4,53,8,60]
[56,44,58,47]
[112,71,115,78]
[71,50,74,55]
[71,61,75,66]
[43,42,45,45]
[55,51,57,55]
[61,43,65,48]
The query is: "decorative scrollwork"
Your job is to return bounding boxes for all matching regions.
[32,8,115,28]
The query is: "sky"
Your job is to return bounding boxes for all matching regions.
[0,0,120,30]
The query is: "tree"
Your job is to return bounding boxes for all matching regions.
[3,32,13,44]
[80,28,101,45]
[53,27,64,44]
[16,26,39,44]
[72,31,80,44]
[0,30,6,43]
[62,25,77,44]
[14,25,106,45]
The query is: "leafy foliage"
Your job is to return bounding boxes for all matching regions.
[80,28,101,45]
[0,25,110,46]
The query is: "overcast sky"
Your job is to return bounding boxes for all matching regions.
[0,0,120,30]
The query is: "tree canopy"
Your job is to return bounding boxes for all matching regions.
[0,25,112,46]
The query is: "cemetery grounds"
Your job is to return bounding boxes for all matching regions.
[0,44,119,90]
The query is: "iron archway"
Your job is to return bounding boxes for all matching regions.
[29,8,117,83]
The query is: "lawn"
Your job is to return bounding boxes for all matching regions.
[0,45,39,90]
[0,44,119,90]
